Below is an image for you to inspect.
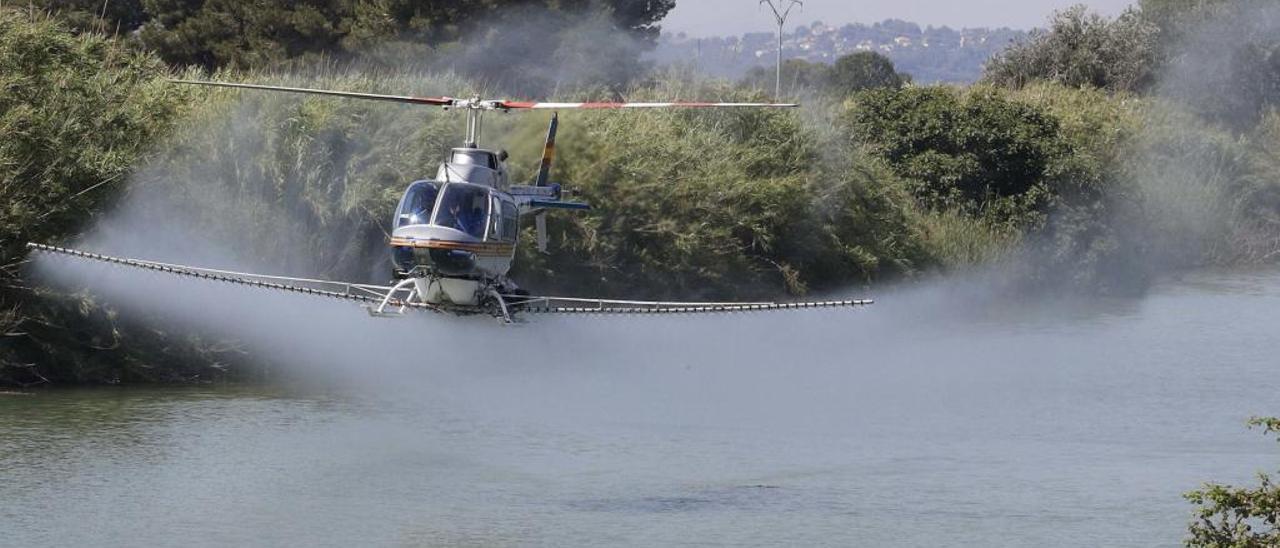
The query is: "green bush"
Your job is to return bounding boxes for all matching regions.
[1149,0,1280,130]
[518,78,927,298]
[0,9,182,272]
[842,85,1065,216]
[983,5,1158,93]
[0,9,218,384]
[742,52,909,99]
[1186,417,1280,547]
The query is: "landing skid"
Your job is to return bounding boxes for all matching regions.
[364,277,517,323]
[366,278,420,318]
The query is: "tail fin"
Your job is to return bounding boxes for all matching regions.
[534,113,558,187]
[534,113,558,253]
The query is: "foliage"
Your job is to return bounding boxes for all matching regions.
[1148,0,1280,130]
[828,52,911,94]
[742,52,908,98]
[443,6,659,97]
[1186,417,1280,547]
[38,0,148,34]
[0,9,244,385]
[908,207,1022,267]
[842,85,1065,216]
[1137,0,1233,54]
[742,58,830,96]
[1121,104,1257,266]
[34,0,674,89]
[516,78,928,298]
[839,82,1161,287]
[997,84,1146,291]
[0,10,180,267]
[983,5,1158,93]
[987,0,1280,129]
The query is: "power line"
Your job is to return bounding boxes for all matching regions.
[759,0,804,98]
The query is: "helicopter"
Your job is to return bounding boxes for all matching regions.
[28,79,873,322]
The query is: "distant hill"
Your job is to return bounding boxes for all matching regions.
[649,19,1028,84]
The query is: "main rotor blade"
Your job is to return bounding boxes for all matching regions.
[170,80,456,106]
[494,100,800,109]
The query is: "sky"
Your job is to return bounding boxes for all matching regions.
[661,0,1138,37]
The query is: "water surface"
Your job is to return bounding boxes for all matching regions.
[4,269,1279,546]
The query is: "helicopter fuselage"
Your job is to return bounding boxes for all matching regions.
[388,149,521,306]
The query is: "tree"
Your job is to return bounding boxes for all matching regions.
[33,0,675,82]
[436,2,671,96]
[1137,0,1231,49]
[741,52,908,98]
[0,8,218,385]
[742,58,833,95]
[38,0,148,34]
[1144,0,1280,129]
[1186,417,1280,547]
[843,86,1065,212]
[983,5,1158,93]
[827,51,909,93]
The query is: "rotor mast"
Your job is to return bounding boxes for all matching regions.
[464,106,482,148]
[457,96,485,147]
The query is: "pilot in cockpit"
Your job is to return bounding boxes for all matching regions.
[449,202,484,237]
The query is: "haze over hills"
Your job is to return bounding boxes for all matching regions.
[650,19,1028,84]
[659,0,1135,36]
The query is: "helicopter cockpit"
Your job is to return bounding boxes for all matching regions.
[396,181,440,227]
[434,184,489,238]
[394,180,518,242]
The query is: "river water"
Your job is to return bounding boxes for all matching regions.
[3,267,1279,546]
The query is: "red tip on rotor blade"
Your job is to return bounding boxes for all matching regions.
[495,101,799,109]
[498,101,538,109]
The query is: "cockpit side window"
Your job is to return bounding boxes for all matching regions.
[489,196,503,241]
[433,184,490,238]
[395,182,439,227]
[484,196,519,243]
[500,201,519,242]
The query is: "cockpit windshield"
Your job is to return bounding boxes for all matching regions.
[433,184,490,238]
[395,181,439,227]
[451,149,496,169]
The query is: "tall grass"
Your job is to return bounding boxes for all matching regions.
[0,8,183,273]
[0,8,203,385]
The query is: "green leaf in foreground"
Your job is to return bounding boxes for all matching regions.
[1185,417,1280,547]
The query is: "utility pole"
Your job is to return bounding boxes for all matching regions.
[759,0,803,99]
